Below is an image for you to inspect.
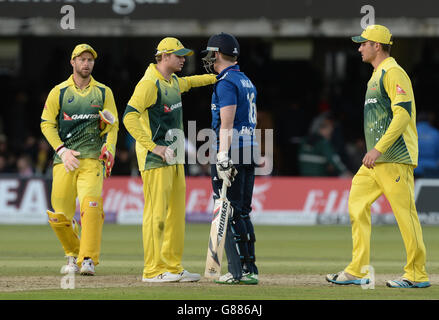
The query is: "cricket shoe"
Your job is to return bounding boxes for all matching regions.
[214,272,240,285]
[142,272,183,283]
[80,258,95,276]
[241,272,259,285]
[179,270,201,282]
[326,271,369,285]
[60,256,79,274]
[386,278,431,288]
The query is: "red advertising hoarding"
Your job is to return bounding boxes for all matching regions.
[103,176,393,225]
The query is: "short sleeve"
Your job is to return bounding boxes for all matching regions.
[215,80,238,108]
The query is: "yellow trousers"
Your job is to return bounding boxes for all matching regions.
[345,163,429,282]
[140,164,186,278]
[51,159,104,265]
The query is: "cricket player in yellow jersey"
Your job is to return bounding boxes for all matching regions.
[326,25,430,288]
[123,37,216,282]
[41,44,119,276]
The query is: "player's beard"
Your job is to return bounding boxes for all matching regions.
[77,67,92,79]
[73,63,93,79]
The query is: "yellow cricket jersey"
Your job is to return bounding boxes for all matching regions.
[364,57,418,166]
[41,75,119,164]
[123,63,216,171]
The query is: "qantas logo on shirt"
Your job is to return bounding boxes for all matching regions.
[396,84,406,95]
[63,112,100,120]
[365,98,377,105]
[63,112,73,121]
[163,102,182,113]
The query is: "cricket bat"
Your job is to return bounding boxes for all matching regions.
[204,180,232,279]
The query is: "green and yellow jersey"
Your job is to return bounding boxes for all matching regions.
[123,63,216,171]
[364,57,418,166]
[41,75,119,164]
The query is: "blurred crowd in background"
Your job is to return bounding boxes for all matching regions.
[1,37,439,179]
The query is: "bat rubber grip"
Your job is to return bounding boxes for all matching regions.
[220,180,228,199]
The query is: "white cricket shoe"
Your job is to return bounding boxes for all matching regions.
[179,270,201,282]
[60,256,79,274]
[142,272,183,283]
[80,258,95,276]
[214,272,240,284]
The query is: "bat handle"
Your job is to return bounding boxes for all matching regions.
[220,179,228,199]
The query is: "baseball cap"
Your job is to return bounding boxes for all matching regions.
[352,24,393,45]
[155,37,193,56]
[202,32,240,57]
[71,44,98,60]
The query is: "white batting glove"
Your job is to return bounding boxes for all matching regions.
[57,145,81,172]
[216,151,237,187]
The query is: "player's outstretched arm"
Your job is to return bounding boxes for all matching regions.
[178,74,217,93]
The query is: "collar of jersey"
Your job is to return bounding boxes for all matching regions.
[67,74,97,95]
[373,57,394,73]
[150,63,175,84]
[216,64,240,80]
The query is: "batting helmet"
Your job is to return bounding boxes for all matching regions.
[202,32,240,57]
[201,32,240,73]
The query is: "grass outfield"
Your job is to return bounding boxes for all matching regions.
[0,224,438,300]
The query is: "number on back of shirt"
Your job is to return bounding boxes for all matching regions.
[247,92,257,124]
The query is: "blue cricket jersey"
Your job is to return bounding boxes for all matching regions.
[211,64,258,150]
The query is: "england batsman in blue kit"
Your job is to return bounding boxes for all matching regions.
[202,32,259,285]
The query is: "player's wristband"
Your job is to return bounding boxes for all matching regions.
[56,144,66,157]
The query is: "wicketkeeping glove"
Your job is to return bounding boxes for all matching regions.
[216,151,238,187]
[99,143,115,178]
[99,109,116,137]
